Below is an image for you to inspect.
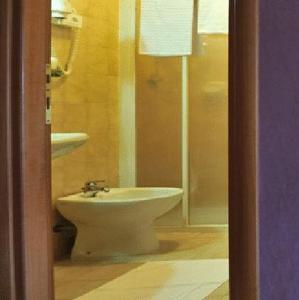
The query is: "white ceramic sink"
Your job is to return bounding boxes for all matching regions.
[51,133,89,159]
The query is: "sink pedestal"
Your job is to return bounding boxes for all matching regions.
[72,222,159,260]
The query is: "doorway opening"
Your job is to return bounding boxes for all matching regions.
[51,1,229,299]
[0,0,259,298]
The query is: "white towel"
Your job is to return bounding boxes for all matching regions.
[139,0,194,57]
[198,0,229,34]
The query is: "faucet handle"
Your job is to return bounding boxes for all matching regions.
[82,180,106,192]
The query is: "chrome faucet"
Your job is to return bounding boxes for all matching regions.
[82,180,110,196]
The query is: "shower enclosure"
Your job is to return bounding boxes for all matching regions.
[119,0,228,226]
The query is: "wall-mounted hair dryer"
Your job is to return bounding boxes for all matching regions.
[51,0,82,28]
[51,0,83,78]
[51,0,73,19]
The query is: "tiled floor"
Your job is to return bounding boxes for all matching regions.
[55,227,229,300]
[75,260,229,300]
[206,281,229,300]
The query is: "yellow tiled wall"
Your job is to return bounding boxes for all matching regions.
[51,0,119,258]
[135,0,183,226]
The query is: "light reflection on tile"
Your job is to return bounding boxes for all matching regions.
[75,260,228,300]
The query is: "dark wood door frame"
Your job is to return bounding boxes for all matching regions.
[0,0,258,299]
[229,0,258,299]
[0,0,53,299]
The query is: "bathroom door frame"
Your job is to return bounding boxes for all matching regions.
[229,0,258,299]
[0,0,258,299]
[0,0,53,299]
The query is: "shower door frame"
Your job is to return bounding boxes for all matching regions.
[0,0,258,299]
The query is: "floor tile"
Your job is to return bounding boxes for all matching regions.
[75,260,228,300]
[54,228,229,300]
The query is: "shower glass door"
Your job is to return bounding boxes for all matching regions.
[135,1,228,226]
[189,35,228,225]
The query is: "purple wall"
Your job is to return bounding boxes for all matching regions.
[259,1,299,299]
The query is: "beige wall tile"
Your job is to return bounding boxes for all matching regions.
[51,0,119,258]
